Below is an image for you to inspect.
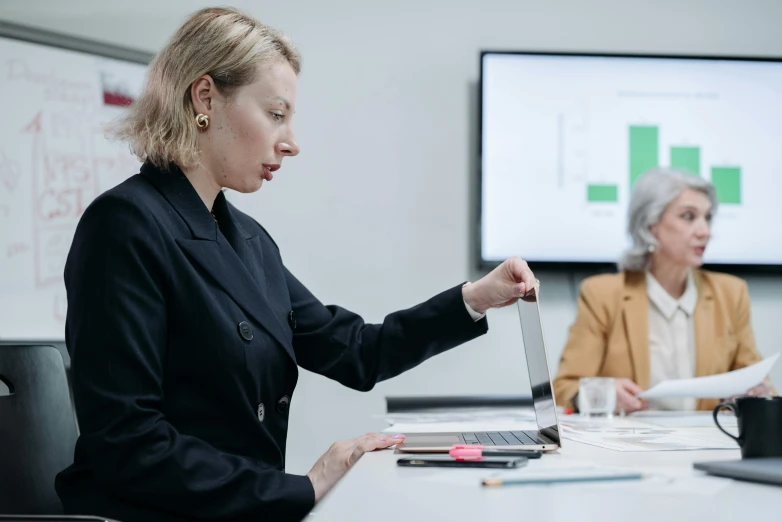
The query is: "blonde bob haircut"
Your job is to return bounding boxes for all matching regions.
[111,7,301,170]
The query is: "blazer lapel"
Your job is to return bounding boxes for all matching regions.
[177,236,296,362]
[213,194,267,295]
[622,272,650,389]
[141,163,296,363]
[693,270,715,378]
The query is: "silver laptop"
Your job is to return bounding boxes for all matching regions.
[397,289,562,452]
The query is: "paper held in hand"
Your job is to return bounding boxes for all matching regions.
[638,353,779,399]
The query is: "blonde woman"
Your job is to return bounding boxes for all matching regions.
[554,168,773,415]
[56,7,538,522]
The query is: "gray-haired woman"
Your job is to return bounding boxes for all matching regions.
[554,168,774,414]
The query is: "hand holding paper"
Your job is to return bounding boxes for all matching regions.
[638,354,779,399]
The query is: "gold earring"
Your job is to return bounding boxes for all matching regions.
[195,113,210,131]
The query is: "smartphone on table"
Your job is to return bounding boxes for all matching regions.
[397,456,527,469]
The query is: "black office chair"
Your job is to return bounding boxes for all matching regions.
[0,345,79,515]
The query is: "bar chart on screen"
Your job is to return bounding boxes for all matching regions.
[627,124,742,204]
[481,54,782,264]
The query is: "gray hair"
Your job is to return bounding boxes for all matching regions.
[619,168,718,271]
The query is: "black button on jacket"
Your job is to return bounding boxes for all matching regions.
[56,162,489,522]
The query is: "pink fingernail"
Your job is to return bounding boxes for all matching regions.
[393,434,406,439]
[380,437,387,442]
[517,283,524,294]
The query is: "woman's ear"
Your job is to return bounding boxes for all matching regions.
[190,74,216,115]
[649,222,659,241]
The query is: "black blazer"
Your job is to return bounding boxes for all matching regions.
[56,162,488,522]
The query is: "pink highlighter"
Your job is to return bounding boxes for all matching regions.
[449,444,543,460]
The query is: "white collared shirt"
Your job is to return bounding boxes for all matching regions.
[463,282,486,322]
[464,301,485,321]
[645,270,698,411]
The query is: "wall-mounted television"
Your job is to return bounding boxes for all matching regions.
[479,51,782,272]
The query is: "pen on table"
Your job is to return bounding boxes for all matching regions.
[482,473,643,487]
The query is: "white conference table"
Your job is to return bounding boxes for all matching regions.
[313,413,779,521]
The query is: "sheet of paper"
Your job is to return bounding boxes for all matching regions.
[629,411,738,428]
[416,466,640,486]
[560,415,653,429]
[560,424,737,451]
[411,458,632,487]
[411,458,731,496]
[583,473,731,496]
[638,353,779,399]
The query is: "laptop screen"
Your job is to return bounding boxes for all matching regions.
[517,292,559,434]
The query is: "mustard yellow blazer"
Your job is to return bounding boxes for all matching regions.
[553,270,765,412]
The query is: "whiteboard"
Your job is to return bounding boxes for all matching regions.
[0,28,150,340]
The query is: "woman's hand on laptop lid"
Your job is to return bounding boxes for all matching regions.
[463,257,540,315]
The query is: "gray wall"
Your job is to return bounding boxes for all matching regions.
[1,0,780,475]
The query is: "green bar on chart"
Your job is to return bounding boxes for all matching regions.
[711,167,741,204]
[670,146,700,176]
[587,184,618,202]
[629,125,659,187]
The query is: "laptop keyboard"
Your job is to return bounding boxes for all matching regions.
[461,431,541,445]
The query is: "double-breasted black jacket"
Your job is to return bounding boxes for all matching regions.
[55,162,488,521]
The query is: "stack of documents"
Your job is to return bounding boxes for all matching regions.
[559,417,736,451]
